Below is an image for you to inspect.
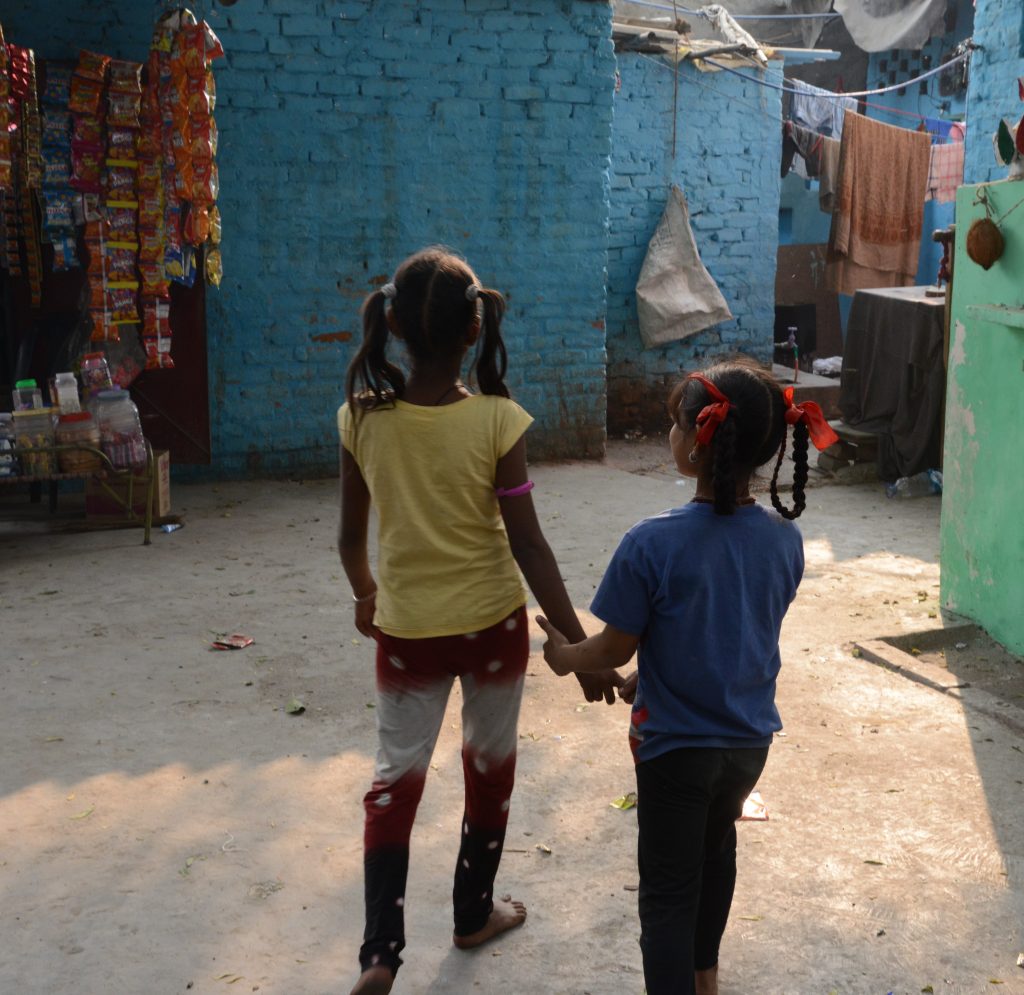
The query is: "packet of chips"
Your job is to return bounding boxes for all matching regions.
[108,91,142,129]
[187,71,216,118]
[105,286,140,322]
[72,115,103,148]
[103,244,139,280]
[76,50,110,82]
[51,233,80,272]
[69,75,103,115]
[71,146,103,191]
[208,205,221,245]
[104,203,139,237]
[138,228,164,263]
[191,159,218,206]
[42,65,74,106]
[205,247,222,288]
[184,205,210,246]
[42,149,72,187]
[190,117,218,159]
[140,263,171,299]
[44,191,75,228]
[42,110,71,148]
[108,128,139,159]
[105,163,139,197]
[108,59,143,94]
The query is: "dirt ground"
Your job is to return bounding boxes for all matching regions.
[1,441,1022,995]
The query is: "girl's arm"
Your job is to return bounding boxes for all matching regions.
[338,443,378,637]
[496,437,624,704]
[536,616,639,675]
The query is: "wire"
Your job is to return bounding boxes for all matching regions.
[704,46,972,99]
[620,0,840,20]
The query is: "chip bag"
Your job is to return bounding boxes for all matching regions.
[76,50,111,82]
[108,59,143,94]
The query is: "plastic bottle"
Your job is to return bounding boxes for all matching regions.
[79,352,113,401]
[12,378,43,411]
[885,469,943,498]
[54,372,81,413]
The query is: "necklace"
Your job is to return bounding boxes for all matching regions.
[432,381,466,406]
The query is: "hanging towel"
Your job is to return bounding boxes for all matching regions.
[818,135,842,214]
[635,185,733,348]
[789,79,858,139]
[826,112,931,295]
[927,141,965,203]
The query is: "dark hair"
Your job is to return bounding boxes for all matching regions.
[667,357,809,519]
[345,246,509,411]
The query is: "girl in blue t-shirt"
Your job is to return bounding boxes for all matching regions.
[538,359,838,995]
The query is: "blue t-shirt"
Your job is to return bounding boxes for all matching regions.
[591,501,804,763]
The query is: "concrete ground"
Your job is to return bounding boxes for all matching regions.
[0,442,1022,995]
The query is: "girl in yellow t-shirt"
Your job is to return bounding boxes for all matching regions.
[338,246,622,995]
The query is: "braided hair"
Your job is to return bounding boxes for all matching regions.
[345,245,510,412]
[670,357,809,519]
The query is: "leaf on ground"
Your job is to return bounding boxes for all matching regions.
[921,987,934,993]
[285,697,306,715]
[214,975,245,984]
[69,805,94,820]
[863,859,885,865]
[535,843,552,855]
[738,914,763,921]
[852,647,862,658]
[610,792,638,811]
[45,736,63,743]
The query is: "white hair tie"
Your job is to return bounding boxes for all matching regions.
[465,284,480,301]
[381,283,397,300]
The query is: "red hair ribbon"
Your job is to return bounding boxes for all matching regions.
[687,373,733,446]
[783,387,840,451]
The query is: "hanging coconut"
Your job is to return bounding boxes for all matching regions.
[966,217,1004,270]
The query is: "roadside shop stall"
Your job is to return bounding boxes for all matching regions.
[0,9,224,540]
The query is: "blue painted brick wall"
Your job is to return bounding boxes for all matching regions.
[606,55,782,434]
[964,0,1024,185]
[2,0,616,473]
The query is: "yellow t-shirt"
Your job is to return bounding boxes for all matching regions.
[337,395,534,638]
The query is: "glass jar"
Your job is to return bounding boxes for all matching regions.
[12,378,43,411]
[79,352,113,401]
[54,372,81,413]
[0,412,18,477]
[13,407,56,476]
[56,411,102,473]
[93,389,146,469]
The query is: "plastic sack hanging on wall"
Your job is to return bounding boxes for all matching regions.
[635,185,733,349]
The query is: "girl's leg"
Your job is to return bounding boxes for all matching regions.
[635,749,719,995]
[693,747,769,975]
[451,607,529,940]
[358,638,454,977]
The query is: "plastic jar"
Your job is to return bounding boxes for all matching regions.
[54,372,81,413]
[56,411,102,473]
[0,412,18,477]
[79,352,113,400]
[93,389,146,469]
[13,407,56,476]
[12,378,43,411]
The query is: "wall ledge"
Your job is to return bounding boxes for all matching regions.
[965,303,1024,329]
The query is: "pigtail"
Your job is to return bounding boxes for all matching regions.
[711,414,739,515]
[471,288,510,398]
[769,420,809,520]
[345,290,406,412]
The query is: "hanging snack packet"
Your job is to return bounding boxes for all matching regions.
[104,203,139,237]
[42,149,72,187]
[69,75,103,115]
[108,59,143,94]
[191,160,218,206]
[42,110,71,148]
[76,50,111,82]
[187,71,216,118]
[138,228,164,263]
[90,309,120,344]
[72,114,103,148]
[105,286,140,323]
[139,192,163,230]
[51,233,80,272]
[44,191,75,228]
[103,244,139,280]
[184,205,210,246]
[105,162,139,198]
[190,116,218,159]
[71,146,103,191]
[107,128,139,160]
[205,248,222,288]
[208,205,221,245]
[107,91,142,130]
[41,65,74,106]
[140,264,171,299]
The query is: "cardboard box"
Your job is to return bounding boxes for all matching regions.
[85,449,171,520]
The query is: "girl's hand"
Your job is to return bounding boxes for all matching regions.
[354,593,379,639]
[535,615,573,676]
[618,670,639,705]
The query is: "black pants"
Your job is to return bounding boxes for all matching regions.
[635,746,769,995]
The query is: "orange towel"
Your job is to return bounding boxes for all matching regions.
[826,112,932,294]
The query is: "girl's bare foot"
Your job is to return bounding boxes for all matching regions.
[349,966,394,995]
[695,964,719,995]
[452,895,527,950]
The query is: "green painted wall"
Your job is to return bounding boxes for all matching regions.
[940,178,1024,654]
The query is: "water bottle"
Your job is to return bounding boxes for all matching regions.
[885,469,943,498]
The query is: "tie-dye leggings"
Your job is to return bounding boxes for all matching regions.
[358,605,529,976]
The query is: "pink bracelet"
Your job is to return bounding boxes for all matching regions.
[495,480,534,499]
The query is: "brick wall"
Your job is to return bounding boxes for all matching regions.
[2,0,616,473]
[606,55,782,435]
[964,0,1024,184]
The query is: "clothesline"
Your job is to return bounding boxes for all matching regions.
[617,0,841,21]
[703,46,973,99]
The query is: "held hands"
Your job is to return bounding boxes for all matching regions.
[618,670,638,705]
[535,615,624,705]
